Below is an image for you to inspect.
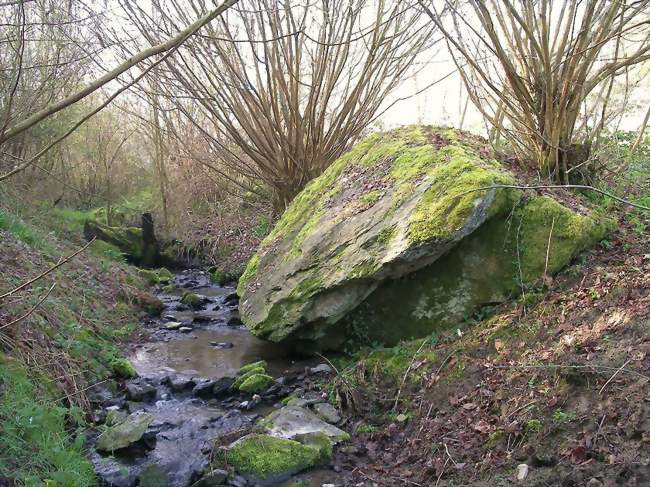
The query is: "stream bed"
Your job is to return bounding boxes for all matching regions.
[86,270,345,487]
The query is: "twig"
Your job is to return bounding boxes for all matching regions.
[0,238,94,300]
[599,359,632,394]
[0,282,56,331]
[435,350,455,377]
[393,338,428,411]
[434,456,450,487]
[489,363,647,381]
[454,184,650,211]
[444,442,457,466]
[506,400,537,420]
[314,351,351,388]
[543,216,555,278]
[56,378,108,404]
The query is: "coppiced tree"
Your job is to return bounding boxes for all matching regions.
[420,0,650,183]
[122,0,435,210]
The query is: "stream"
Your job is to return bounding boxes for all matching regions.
[86,270,344,487]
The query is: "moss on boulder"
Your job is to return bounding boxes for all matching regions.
[95,412,153,452]
[237,360,267,375]
[225,434,321,484]
[138,268,173,286]
[181,291,205,308]
[137,293,165,316]
[233,361,272,393]
[238,126,610,350]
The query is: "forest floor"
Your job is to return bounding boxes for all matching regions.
[330,213,649,486]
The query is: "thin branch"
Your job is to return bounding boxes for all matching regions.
[0,0,239,146]
[0,282,56,331]
[0,239,95,301]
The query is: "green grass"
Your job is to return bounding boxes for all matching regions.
[0,363,95,486]
[0,209,40,246]
[0,209,57,256]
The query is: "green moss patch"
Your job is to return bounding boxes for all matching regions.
[226,434,321,483]
[237,360,268,375]
[234,361,273,393]
[406,153,516,244]
[513,196,614,281]
[181,291,204,308]
[110,358,137,379]
[238,374,273,394]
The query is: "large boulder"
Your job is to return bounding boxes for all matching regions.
[238,126,611,349]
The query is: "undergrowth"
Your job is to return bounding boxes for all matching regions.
[0,203,154,485]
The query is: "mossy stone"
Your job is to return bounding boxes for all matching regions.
[157,267,173,283]
[138,293,164,315]
[96,412,153,452]
[237,360,267,375]
[110,358,137,379]
[181,291,203,308]
[238,125,609,350]
[84,220,153,264]
[225,434,320,484]
[233,366,267,389]
[238,373,273,394]
[238,126,519,349]
[138,269,161,285]
[293,431,333,464]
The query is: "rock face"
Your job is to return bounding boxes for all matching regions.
[238,126,611,349]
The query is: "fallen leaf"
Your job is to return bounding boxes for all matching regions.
[473,420,491,433]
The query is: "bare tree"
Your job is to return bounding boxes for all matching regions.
[420,0,650,183]
[122,0,435,210]
[0,0,239,183]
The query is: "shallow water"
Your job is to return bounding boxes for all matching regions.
[131,325,296,380]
